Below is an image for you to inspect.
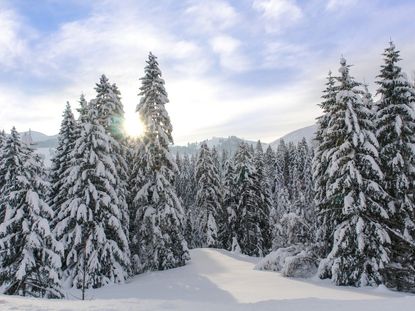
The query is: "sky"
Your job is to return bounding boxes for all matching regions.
[0,0,414,145]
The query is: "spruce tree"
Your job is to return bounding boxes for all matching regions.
[92,75,130,254]
[253,141,271,253]
[313,71,339,255]
[194,143,222,248]
[49,102,77,221]
[264,145,276,193]
[130,52,189,273]
[222,156,237,250]
[375,42,415,290]
[0,129,6,220]
[318,58,390,286]
[54,107,130,290]
[94,74,125,140]
[270,140,293,250]
[0,128,63,298]
[233,142,268,256]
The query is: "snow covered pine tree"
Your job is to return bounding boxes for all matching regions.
[317,58,390,286]
[49,102,77,223]
[0,128,63,298]
[233,142,268,256]
[130,52,189,273]
[93,74,130,259]
[194,142,222,248]
[375,42,415,291]
[54,105,130,293]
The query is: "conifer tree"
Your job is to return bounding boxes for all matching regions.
[130,52,189,273]
[271,140,292,250]
[375,42,415,289]
[253,141,271,253]
[94,74,125,140]
[0,129,6,217]
[194,143,222,248]
[0,129,5,150]
[54,107,130,290]
[92,75,130,252]
[222,156,237,250]
[318,58,390,286]
[0,128,63,298]
[49,102,77,221]
[313,71,339,255]
[264,145,276,193]
[233,143,268,256]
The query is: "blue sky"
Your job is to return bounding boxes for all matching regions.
[0,0,414,144]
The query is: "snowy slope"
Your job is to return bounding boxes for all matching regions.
[0,248,412,311]
[270,124,317,148]
[19,130,57,143]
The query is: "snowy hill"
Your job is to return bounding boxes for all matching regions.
[19,130,57,143]
[270,124,317,148]
[171,136,266,157]
[0,248,412,311]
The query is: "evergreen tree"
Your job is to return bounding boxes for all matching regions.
[271,140,293,250]
[174,153,197,248]
[222,156,237,250]
[49,102,77,222]
[130,52,189,273]
[0,128,63,298]
[194,143,222,248]
[313,71,339,255]
[264,145,276,193]
[0,129,5,150]
[54,108,130,290]
[318,58,390,286]
[0,129,6,218]
[94,74,125,140]
[92,75,130,257]
[375,42,415,290]
[253,141,271,253]
[233,143,268,256]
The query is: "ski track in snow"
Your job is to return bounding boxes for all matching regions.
[0,248,413,310]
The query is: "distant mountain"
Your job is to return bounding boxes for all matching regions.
[270,124,317,148]
[171,136,267,157]
[19,130,58,143]
[20,125,318,165]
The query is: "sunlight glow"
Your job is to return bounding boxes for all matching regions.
[123,113,144,138]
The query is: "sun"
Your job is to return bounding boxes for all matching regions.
[123,113,144,138]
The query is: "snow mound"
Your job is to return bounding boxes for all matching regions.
[256,245,318,278]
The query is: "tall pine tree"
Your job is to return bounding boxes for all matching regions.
[49,102,77,221]
[0,128,63,298]
[54,107,130,290]
[375,42,415,290]
[233,143,268,256]
[194,143,222,248]
[318,58,390,286]
[130,52,189,273]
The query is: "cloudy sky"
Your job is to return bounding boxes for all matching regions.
[0,0,414,145]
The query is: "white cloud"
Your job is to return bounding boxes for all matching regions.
[184,0,239,33]
[252,0,303,33]
[0,8,28,69]
[210,35,251,71]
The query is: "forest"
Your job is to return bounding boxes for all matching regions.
[0,42,414,299]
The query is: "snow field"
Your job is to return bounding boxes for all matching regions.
[0,248,413,311]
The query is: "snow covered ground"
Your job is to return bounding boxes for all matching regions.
[0,248,413,310]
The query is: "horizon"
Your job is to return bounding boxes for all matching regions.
[6,123,316,147]
[0,0,414,145]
